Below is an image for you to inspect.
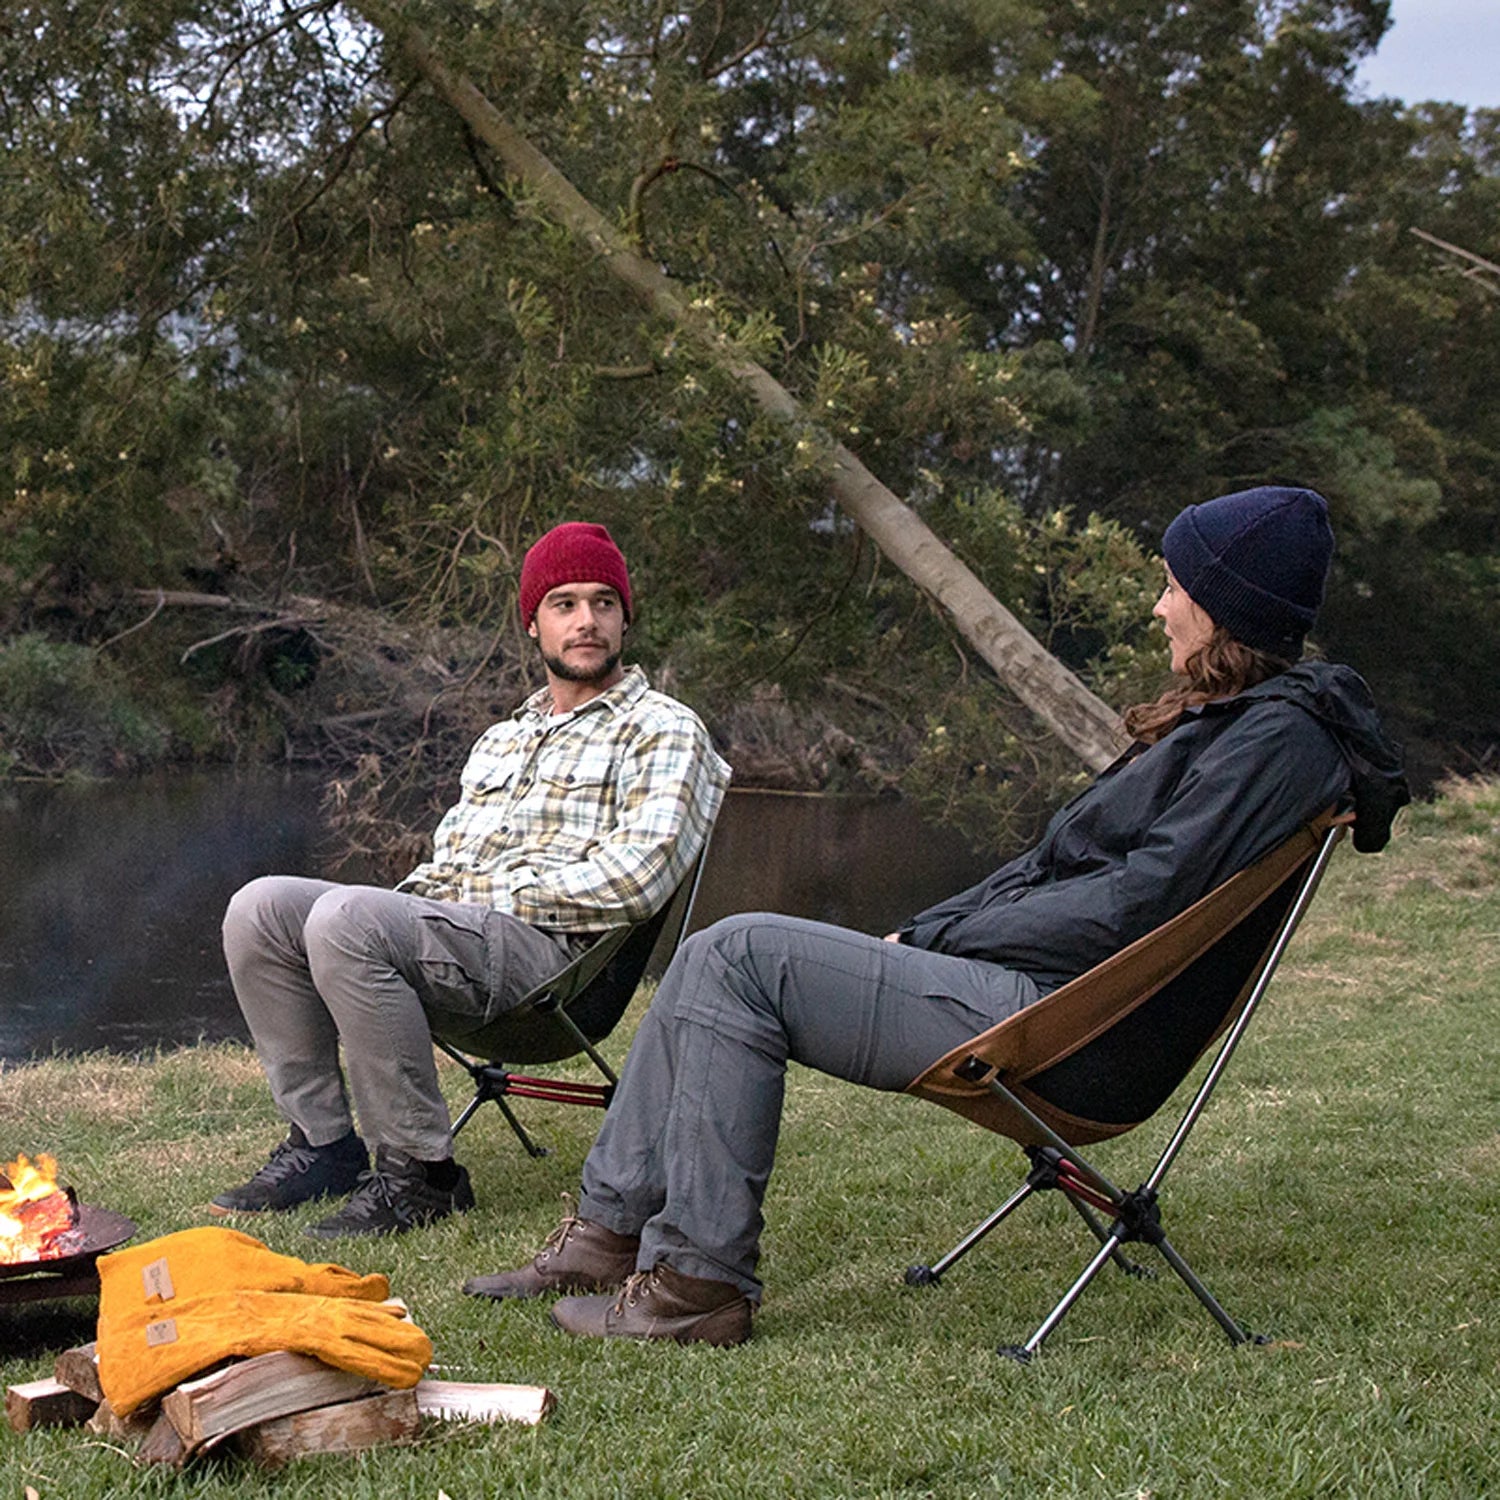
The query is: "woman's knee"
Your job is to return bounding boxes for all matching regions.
[667,914,780,992]
[685,912,796,961]
[663,913,807,1032]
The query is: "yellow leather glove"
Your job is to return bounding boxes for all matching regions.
[97,1289,433,1415]
[97,1227,389,1312]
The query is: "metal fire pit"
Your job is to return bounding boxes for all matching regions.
[0,1204,137,1306]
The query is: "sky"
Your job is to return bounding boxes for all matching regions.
[1353,0,1500,110]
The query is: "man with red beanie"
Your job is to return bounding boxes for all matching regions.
[214,522,730,1238]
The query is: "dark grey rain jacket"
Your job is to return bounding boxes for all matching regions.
[897,661,1408,992]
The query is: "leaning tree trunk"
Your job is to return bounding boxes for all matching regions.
[347,0,1127,771]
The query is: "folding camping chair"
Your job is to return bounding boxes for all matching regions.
[904,809,1348,1361]
[430,849,709,1158]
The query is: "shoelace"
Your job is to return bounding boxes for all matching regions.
[341,1168,400,1222]
[612,1268,660,1313]
[249,1138,320,1184]
[537,1193,584,1263]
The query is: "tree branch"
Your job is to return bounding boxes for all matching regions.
[343,0,1126,770]
[1409,226,1500,297]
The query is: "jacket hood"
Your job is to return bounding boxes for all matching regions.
[1202,661,1410,851]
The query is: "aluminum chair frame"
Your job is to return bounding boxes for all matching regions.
[904,814,1347,1361]
[431,849,709,1157]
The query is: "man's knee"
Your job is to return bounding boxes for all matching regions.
[223,875,302,948]
[302,886,400,966]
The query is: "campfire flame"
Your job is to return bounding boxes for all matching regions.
[0,1153,81,1265]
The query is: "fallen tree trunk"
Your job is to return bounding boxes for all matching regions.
[343,0,1126,772]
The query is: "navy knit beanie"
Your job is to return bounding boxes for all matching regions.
[1161,486,1333,658]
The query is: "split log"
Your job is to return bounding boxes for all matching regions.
[6,1377,98,1432]
[135,1410,189,1467]
[161,1350,384,1454]
[415,1378,556,1426]
[86,1396,158,1441]
[53,1342,103,1404]
[229,1388,420,1469]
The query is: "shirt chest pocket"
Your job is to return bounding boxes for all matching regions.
[535,746,620,803]
[460,763,515,800]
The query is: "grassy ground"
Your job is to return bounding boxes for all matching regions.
[3,780,1498,1497]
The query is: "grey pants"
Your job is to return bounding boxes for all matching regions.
[579,912,1039,1297]
[222,877,575,1160]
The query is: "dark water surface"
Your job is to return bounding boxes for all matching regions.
[0,774,1003,1061]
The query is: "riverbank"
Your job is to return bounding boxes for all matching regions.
[0,601,1083,876]
[3,779,1498,1496]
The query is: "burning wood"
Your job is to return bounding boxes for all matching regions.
[0,1155,81,1265]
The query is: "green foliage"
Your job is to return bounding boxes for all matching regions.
[1,0,1496,813]
[0,633,168,775]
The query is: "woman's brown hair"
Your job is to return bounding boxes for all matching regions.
[1123,627,1295,744]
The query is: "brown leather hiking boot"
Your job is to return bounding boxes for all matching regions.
[462,1202,639,1301]
[549,1263,752,1346]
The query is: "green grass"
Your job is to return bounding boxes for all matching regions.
[3,779,1499,1496]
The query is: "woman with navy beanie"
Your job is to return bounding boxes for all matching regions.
[1129,485,1335,740]
[463,485,1408,1345]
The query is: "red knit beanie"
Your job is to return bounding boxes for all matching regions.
[519,522,632,625]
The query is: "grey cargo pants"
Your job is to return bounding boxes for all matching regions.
[222,877,575,1160]
[579,912,1039,1297]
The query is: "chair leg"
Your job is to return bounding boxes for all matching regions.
[1101,1182,1260,1347]
[1059,1191,1155,1280]
[491,1095,550,1158]
[1009,1186,1259,1358]
[1150,1230,1260,1346]
[906,1177,1039,1285]
[448,1091,487,1138]
[906,1144,1132,1287]
[1001,1226,1130,1363]
[916,1143,1252,1359]
[443,1057,552,1157]
[432,1032,621,1162]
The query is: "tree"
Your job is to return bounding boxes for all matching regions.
[345,0,1124,771]
[3,0,1495,815]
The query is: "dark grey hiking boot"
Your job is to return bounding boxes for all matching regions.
[209,1127,367,1215]
[304,1147,474,1239]
[463,1198,639,1301]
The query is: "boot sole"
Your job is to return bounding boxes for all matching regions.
[551,1297,752,1346]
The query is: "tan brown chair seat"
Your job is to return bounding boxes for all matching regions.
[904,810,1347,1360]
[430,849,709,1157]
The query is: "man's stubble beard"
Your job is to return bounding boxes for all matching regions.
[542,649,622,684]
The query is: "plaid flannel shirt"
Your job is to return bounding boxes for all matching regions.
[397,666,730,934]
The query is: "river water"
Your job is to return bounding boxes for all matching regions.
[0,773,1003,1061]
